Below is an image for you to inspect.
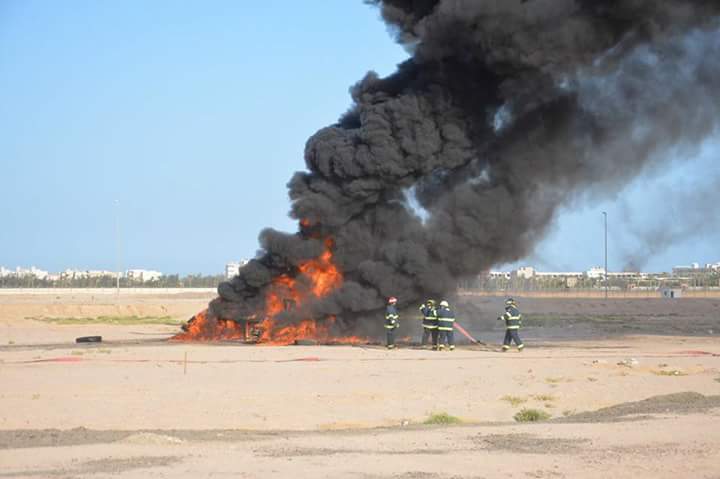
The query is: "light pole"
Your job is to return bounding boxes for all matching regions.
[115,200,121,295]
[602,211,608,299]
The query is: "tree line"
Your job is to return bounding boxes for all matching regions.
[460,272,720,291]
[0,274,226,289]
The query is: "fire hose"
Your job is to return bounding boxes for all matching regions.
[454,321,481,344]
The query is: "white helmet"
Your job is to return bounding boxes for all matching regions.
[439,300,449,307]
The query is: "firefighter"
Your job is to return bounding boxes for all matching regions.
[498,298,524,351]
[385,296,400,349]
[418,299,438,348]
[436,300,455,351]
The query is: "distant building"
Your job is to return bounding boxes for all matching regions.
[225,260,250,279]
[87,270,116,278]
[514,267,584,279]
[586,267,606,279]
[0,266,12,277]
[515,267,535,279]
[126,269,162,282]
[535,271,583,279]
[30,267,49,280]
[608,271,641,279]
[672,265,713,277]
[12,266,49,279]
[61,269,87,279]
[661,288,683,299]
[488,270,511,280]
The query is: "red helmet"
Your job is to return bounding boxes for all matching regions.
[388,296,397,304]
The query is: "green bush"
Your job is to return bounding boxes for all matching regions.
[423,412,462,425]
[514,408,551,422]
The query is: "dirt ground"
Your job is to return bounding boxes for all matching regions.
[1,292,719,478]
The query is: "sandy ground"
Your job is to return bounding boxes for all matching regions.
[1,293,719,478]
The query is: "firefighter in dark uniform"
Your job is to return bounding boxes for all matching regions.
[436,300,455,351]
[385,296,400,349]
[498,298,524,351]
[418,299,438,348]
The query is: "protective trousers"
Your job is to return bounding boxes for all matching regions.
[438,329,454,349]
[386,328,395,348]
[502,329,524,350]
[421,328,438,346]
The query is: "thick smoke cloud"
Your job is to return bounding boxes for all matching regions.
[210,0,720,334]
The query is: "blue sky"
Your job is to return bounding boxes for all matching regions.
[1,1,718,275]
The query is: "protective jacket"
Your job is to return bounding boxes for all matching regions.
[499,305,522,330]
[385,305,399,329]
[436,306,455,331]
[418,304,438,330]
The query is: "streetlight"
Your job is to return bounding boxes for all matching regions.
[114,200,121,295]
[602,211,608,299]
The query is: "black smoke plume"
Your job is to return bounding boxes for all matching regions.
[208,0,720,336]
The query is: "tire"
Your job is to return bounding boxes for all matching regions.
[76,336,102,343]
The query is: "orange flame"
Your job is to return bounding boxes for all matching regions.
[260,237,348,345]
[172,225,370,345]
[172,310,246,342]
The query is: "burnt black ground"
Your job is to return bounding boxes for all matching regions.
[451,297,720,343]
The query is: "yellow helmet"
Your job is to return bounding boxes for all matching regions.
[439,300,449,308]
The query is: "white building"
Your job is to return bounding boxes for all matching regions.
[586,267,606,279]
[515,266,535,279]
[535,271,584,279]
[86,270,117,278]
[30,267,49,280]
[514,267,583,280]
[488,270,511,280]
[61,269,87,279]
[0,266,12,277]
[225,259,250,279]
[126,269,163,282]
[7,266,49,279]
[608,271,641,279]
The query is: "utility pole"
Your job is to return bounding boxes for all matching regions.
[603,211,608,300]
[115,199,121,296]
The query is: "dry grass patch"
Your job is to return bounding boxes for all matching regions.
[532,394,557,402]
[652,369,687,377]
[31,315,181,326]
[545,377,572,384]
[501,395,528,407]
